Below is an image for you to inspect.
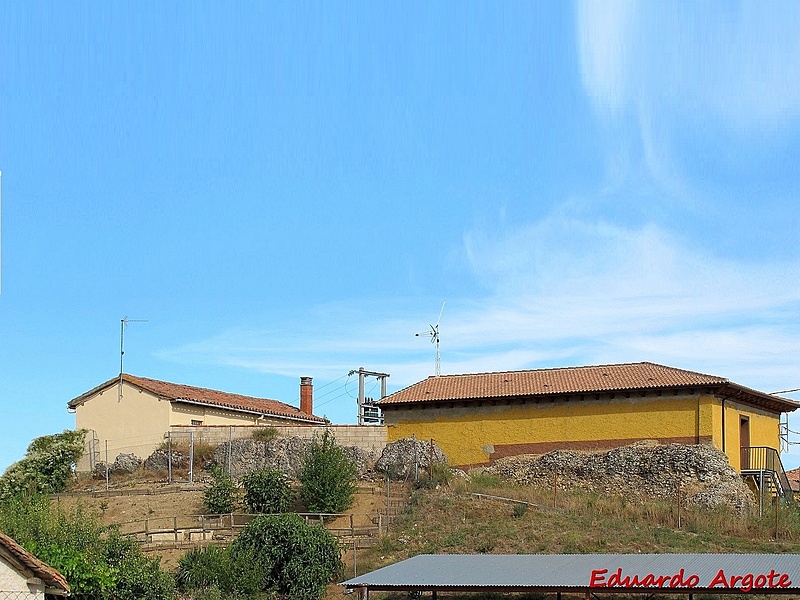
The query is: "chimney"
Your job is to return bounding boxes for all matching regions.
[300,376,313,415]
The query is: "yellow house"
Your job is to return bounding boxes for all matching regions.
[377,362,798,475]
[68,374,325,471]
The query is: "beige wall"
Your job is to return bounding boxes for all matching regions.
[75,381,171,471]
[74,380,333,472]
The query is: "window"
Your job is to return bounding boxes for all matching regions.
[191,419,203,426]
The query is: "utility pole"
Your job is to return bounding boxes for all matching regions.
[348,367,389,425]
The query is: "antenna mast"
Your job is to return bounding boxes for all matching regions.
[416,301,445,376]
[119,317,148,400]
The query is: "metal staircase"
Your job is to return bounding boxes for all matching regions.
[740,446,794,510]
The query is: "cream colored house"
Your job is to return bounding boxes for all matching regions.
[0,531,70,598]
[68,374,325,472]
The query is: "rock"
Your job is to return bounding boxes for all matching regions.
[112,453,141,474]
[375,438,447,480]
[144,448,188,471]
[485,442,755,514]
[212,436,373,480]
[92,462,109,479]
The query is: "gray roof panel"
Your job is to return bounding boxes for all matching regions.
[343,554,800,593]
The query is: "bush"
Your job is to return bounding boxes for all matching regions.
[232,513,343,600]
[203,467,237,514]
[0,493,174,600]
[251,426,278,442]
[241,468,291,514]
[298,429,356,513]
[176,545,265,598]
[0,430,86,499]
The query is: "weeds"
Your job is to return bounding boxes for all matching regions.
[251,426,278,442]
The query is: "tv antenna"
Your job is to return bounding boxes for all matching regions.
[120,317,148,375]
[416,301,445,376]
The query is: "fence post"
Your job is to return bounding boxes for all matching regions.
[227,426,232,476]
[189,430,195,484]
[105,440,110,491]
[168,432,173,484]
[413,433,418,482]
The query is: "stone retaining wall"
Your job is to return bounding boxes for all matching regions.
[169,424,387,456]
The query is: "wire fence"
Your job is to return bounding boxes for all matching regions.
[77,425,388,490]
[0,591,44,599]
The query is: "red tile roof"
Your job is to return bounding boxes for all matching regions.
[786,467,800,492]
[68,374,326,424]
[378,362,799,413]
[0,531,70,594]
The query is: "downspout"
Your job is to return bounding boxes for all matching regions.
[721,398,726,454]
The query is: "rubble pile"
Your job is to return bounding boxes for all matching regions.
[486,441,755,513]
[375,438,447,480]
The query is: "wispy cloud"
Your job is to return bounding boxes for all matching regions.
[159,210,800,463]
[161,212,800,390]
[576,1,800,200]
[578,1,800,129]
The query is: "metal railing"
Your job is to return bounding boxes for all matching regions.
[740,446,794,501]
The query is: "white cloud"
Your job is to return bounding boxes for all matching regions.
[577,1,800,129]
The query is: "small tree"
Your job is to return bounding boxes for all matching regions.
[232,513,343,600]
[299,429,356,513]
[203,467,237,514]
[241,468,291,514]
[0,430,86,499]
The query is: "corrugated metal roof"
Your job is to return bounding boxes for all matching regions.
[343,554,800,592]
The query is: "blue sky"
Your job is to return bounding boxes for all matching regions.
[2,2,800,472]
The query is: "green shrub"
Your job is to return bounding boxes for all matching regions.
[0,493,174,600]
[203,467,237,514]
[241,468,291,514]
[0,430,86,499]
[176,545,265,598]
[251,426,278,442]
[232,513,343,600]
[299,429,356,513]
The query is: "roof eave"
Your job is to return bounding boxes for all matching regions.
[170,398,325,424]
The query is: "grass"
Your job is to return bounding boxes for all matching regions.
[355,475,800,592]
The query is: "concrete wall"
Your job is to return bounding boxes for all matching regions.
[169,424,388,456]
[382,390,784,470]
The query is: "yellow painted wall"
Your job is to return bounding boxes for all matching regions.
[384,392,782,470]
[710,398,781,471]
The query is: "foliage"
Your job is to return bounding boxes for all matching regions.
[242,468,291,514]
[298,429,356,513]
[414,462,453,490]
[203,467,238,514]
[0,492,174,600]
[232,513,343,600]
[176,545,265,598]
[0,430,86,499]
[251,426,278,442]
